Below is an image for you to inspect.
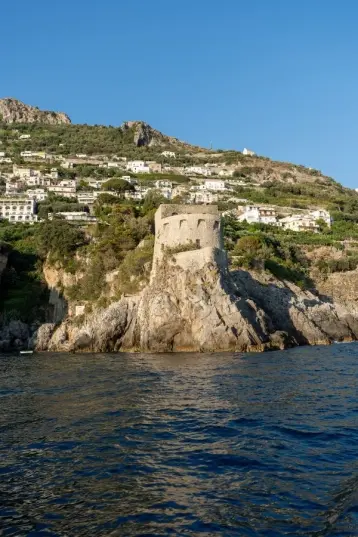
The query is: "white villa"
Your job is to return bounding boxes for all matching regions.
[279,209,331,232]
[243,148,255,156]
[203,179,227,191]
[189,191,218,204]
[185,166,212,176]
[237,205,277,225]
[26,189,48,201]
[126,160,150,174]
[48,212,97,223]
[161,151,176,158]
[0,198,37,223]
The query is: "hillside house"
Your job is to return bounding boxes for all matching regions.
[48,185,76,198]
[0,198,37,223]
[310,209,332,227]
[19,134,31,140]
[219,169,234,177]
[189,191,218,204]
[155,180,172,189]
[0,152,5,158]
[5,182,21,195]
[185,166,212,176]
[0,157,12,163]
[48,212,97,223]
[148,162,162,173]
[13,166,41,179]
[25,176,51,187]
[237,205,277,225]
[161,151,176,158]
[124,187,149,201]
[126,160,150,174]
[243,148,255,156]
[26,189,48,201]
[203,179,227,191]
[77,192,97,205]
[279,214,319,232]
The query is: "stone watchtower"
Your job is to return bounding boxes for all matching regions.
[152,204,225,275]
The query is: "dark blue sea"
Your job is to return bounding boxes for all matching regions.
[0,345,358,536]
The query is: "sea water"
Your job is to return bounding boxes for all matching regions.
[0,345,358,536]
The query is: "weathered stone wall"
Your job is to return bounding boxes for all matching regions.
[153,204,223,270]
[168,246,227,273]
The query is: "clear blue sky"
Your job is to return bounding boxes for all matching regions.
[3,0,358,187]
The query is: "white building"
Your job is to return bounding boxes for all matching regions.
[124,187,149,201]
[203,179,227,191]
[309,209,332,227]
[13,166,41,179]
[243,148,255,156]
[107,162,120,168]
[58,179,76,189]
[218,169,234,177]
[0,157,12,163]
[237,205,277,225]
[48,186,76,198]
[0,152,5,158]
[155,180,172,189]
[279,214,319,232]
[87,178,106,189]
[159,187,172,200]
[25,176,51,187]
[161,151,176,158]
[77,192,98,205]
[5,182,21,195]
[26,188,48,201]
[0,198,37,223]
[126,160,150,174]
[189,191,218,204]
[48,212,97,223]
[19,134,31,140]
[185,166,212,176]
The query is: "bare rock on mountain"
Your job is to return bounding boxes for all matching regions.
[121,120,202,149]
[0,98,71,125]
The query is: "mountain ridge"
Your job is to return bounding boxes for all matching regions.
[0,98,71,125]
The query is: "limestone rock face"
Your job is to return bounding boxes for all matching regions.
[41,258,358,353]
[0,98,71,125]
[121,121,202,149]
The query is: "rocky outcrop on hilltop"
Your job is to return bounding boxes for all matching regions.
[121,120,203,150]
[0,98,71,125]
[33,251,358,353]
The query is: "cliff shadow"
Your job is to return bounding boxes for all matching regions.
[228,268,338,345]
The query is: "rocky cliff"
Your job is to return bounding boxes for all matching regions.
[0,98,71,125]
[34,248,358,353]
[121,121,204,150]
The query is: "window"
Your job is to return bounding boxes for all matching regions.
[197,219,205,228]
[179,219,187,228]
[213,221,219,230]
[196,239,201,248]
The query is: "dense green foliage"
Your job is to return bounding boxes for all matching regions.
[0,223,49,322]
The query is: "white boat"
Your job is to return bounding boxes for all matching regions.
[20,350,34,355]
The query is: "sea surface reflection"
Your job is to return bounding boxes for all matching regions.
[1,345,358,535]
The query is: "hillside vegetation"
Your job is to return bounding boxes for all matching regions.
[1,100,358,324]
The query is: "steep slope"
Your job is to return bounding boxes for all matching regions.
[0,98,71,125]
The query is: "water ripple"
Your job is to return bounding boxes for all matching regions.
[0,344,358,535]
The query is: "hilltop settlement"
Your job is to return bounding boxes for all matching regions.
[2,98,358,352]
